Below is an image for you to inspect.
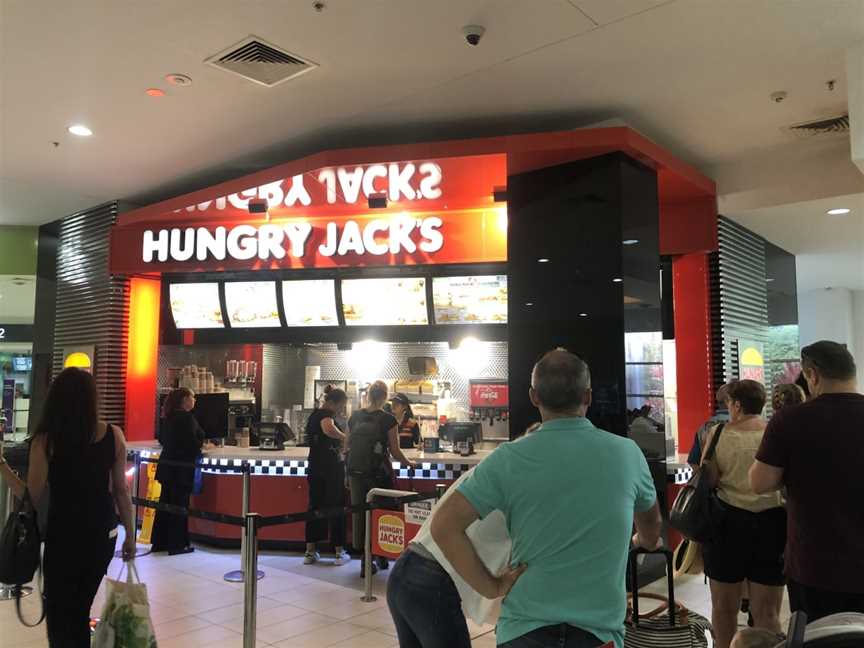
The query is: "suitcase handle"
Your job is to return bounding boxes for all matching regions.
[629,547,676,628]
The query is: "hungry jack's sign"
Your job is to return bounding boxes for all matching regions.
[110,154,507,274]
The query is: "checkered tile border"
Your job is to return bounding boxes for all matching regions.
[135,449,690,482]
[394,463,475,481]
[670,466,693,485]
[136,449,475,479]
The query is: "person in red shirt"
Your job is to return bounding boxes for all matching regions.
[750,340,864,621]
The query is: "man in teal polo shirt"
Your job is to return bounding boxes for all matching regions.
[431,349,662,648]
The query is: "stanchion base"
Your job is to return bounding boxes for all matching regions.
[115,546,152,559]
[0,585,32,601]
[223,569,265,583]
[360,594,377,603]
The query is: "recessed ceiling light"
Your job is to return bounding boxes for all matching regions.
[765,278,775,283]
[827,208,851,215]
[578,312,588,317]
[623,239,639,246]
[537,258,550,263]
[67,124,93,137]
[612,277,623,283]
[165,73,193,86]
[146,88,166,97]
[525,302,534,306]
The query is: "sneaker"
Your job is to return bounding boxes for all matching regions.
[303,551,320,565]
[334,551,351,566]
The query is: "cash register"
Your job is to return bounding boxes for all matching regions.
[255,422,294,451]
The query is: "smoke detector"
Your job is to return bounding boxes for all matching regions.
[786,113,850,139]
[205,35,318,87]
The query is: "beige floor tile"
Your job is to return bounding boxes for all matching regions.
[203,596,289,625]
[343,606,396,631]
[256,612,340,645]
[327,630,400,648]
[270,621,373,647]
[203,638,272,648]
[149,599,199,625]
[217,603,310,634]
[153,614,212,640]
[156,623,240,648]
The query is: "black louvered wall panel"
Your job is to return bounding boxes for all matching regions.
[710,216,770,391]
[52,203,129,427]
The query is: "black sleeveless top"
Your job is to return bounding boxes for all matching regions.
[47,425,117,542]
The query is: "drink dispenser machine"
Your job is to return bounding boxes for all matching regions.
[468,379,509,440]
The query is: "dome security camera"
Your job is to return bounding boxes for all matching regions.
[462,25,485,46]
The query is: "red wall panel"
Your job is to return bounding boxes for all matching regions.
[673,253,714,455]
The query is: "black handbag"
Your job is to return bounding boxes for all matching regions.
[0,489,46,626]
[669,424,725,543]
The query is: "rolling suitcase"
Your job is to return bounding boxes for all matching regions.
[624,547,712,648]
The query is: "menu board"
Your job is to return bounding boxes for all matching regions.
[224,282,280,328]
[432,275,507,324]
[341,278,428,326]
[169,283,224,329]
[282,280,339,327]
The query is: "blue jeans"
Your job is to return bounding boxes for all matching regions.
[500,624,604,648]
[387,550,471,648]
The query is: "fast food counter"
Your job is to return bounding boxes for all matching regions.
[127,441,691,549]
[128,441,492,548]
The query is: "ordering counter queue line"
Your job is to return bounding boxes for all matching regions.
[126,441,693,550]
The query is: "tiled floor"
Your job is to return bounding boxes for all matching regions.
[0,534,788,647]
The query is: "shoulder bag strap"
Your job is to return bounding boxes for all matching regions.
[702,423,725,463]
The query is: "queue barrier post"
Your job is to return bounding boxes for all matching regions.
[362,488,418,603]
[225,463,265,583]
[117,451,151,559]
[242,512,261,648]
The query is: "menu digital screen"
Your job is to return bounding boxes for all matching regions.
[282,280,339,327]
[169,283,225,329]
[432,275,507,324]
[341,278,428,326]
[225,282,281,328]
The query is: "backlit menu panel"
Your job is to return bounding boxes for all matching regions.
[341,278,428,326]
[282,280,339,327]
[432,275,507,324]
[225,282,280,328]
[169,283,224,329]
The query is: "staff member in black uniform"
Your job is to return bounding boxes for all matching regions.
[391,393,421,449]
[304,386,351,566]
[151,387,205,555]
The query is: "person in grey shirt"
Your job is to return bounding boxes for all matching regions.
[687,382,731,468]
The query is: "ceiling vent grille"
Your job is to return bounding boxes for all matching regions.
[786,113,849,139]
[205,36,317,87]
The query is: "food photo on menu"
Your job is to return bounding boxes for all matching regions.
[432,275,507,324]
[282,279,339,327]
[169,282,225,329]
[224,281,281,328]
[341,277,428,326]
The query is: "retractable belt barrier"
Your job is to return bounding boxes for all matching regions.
[130,490,434,528]
[126,450,438,648]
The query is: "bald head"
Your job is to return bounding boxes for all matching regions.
[530,349,591,416]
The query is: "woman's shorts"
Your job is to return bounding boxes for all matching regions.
[703,502,786,586]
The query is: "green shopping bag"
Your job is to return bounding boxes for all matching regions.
[93,562,157,648]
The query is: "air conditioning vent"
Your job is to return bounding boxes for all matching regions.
[786,113,849,139]
[205,36,317,87]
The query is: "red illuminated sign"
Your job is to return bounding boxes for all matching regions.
[111,154,507,274]
[469,381,509,408]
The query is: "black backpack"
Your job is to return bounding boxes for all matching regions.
[347,411,386,477]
